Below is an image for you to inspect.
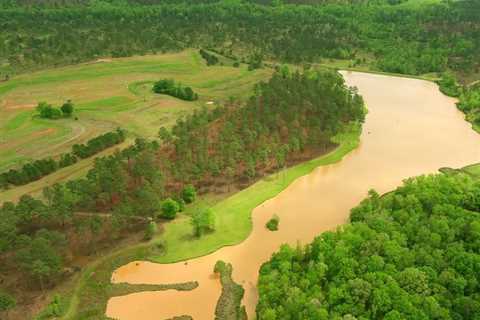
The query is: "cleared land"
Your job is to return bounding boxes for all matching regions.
[0,50,271,200]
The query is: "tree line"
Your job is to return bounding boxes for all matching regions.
[0,1,478,78]
[257,173,480,319]
[0,128,126,188]
[0,0,408,7]
[199,49,219,66]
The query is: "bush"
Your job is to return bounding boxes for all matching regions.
[181,184,197,204]
[176,198,186,212]
[60,100,74,117]
[265,214,279,231]
[191,208,215,237]
[36,101,74,119]
[437,73,461,97]
[161,198,179,219]
[0,290,16,312]
[144,221,157,241]
[153,79,198,101]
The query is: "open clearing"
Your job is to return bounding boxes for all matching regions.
[0,50,271,199]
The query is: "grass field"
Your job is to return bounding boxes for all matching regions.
[0,50,271,173]
[0,50,272,202]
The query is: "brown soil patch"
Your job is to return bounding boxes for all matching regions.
[30,127,56,139]
[5,104,36,110]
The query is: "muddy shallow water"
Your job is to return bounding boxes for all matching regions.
[106,71,480,320]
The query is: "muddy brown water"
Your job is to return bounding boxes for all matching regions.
[106,71,480,320]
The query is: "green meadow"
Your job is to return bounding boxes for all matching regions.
[0,50,271,201]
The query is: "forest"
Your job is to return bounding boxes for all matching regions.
[0,69,364,313]
[0,0,478,79]
[257,173,480,319]
[157,69,364,189]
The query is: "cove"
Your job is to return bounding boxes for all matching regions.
[106,71,480,320]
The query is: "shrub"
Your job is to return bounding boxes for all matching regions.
[0,290,16,312]
[144,221,157,241]
[60,100,74,117]
[161,198,179,219]
[265,214,279,231]
[153,79,198,101]
[191,208,215,237]
[181,184,197,204]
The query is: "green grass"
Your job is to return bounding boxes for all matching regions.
[76,96,135,112]
[149,122,362,263]
[4,110,32,131]
[459,163,480,178]
[440,163,480,179]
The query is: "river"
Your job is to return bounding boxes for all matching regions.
[106,71,480,320]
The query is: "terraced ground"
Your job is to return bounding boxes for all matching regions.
[0,50,272,200]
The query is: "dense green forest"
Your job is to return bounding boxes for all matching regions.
[0,0,412,8]
[257,173,480,319]
[0,69,363,314]
[0,0,478,78]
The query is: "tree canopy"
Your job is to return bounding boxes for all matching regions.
[0,1,478,78]
[257,173,480,320]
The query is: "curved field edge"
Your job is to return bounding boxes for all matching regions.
[41,122,361,320]
[149,121,363,263]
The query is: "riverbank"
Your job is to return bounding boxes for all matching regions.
[149,122,362,263]
[43,122,362,320]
